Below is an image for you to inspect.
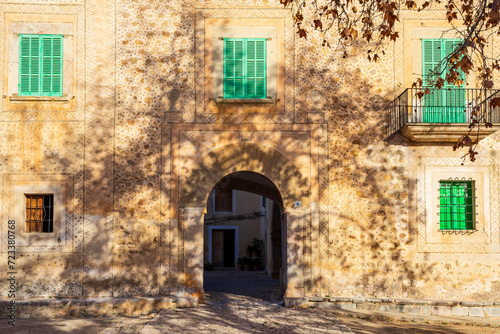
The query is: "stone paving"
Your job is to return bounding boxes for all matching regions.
[2,271,499,333]
[139,270,353,333]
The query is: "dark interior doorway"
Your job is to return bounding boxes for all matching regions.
[203,171,286,302]
[212,229,235,268]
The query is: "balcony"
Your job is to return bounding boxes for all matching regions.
[388,88,500,143]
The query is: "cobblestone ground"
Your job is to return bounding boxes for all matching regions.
[203,270,285,302]
[140,270,353,333]
[5,271,496,333]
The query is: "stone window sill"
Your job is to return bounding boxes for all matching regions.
[213,98,277,105]
[438,229,477,234]
[8,95,73,103]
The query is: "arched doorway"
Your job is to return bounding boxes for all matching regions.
[177,143,310,301]
[203,172,285,298]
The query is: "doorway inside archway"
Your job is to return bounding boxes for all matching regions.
[203,171,286,301]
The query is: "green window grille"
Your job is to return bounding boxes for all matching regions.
[223,38,266,99]
[439,180,475,230]
[19,34,63,97]
[422,39,466,123]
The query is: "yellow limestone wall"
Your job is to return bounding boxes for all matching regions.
[0,0,499,303]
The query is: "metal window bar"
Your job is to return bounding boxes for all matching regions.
[387,88,500,136]
[438,179,476,231]
[25,194,54,233]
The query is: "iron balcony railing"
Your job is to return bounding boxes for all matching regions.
[387,88,500,136]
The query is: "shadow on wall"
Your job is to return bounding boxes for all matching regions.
[2,2,469,318]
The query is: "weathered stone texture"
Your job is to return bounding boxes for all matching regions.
[0,0,499,307]
[452,307,469,316]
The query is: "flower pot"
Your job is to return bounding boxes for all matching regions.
[254,264,263,271]
[244,264,253,271]
[245,251,252,257]
[236,264,244,271]
[252,250,261,258]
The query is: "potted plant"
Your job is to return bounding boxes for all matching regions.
[253,258,263,271]
[245,245,254,258]
[243,257,253,271]
[236,257,244,271]
[251,238,264,257]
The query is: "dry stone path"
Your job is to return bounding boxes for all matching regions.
[0,271,352,333]
[139,270,353,333]
[139,295,353,334]
[4,271,497,333]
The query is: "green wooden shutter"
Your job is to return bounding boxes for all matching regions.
[422,39,444,122]
[422,39,466,123]
[246,39,266,98]
[41,35,63,97]
[439,181,475,230]
[19,34,63,97]
[439,182,452,230]
[224,39,245,98]
[443,40,466,122]
[452,183,466,229]
[223,38,266,99]
[19,35,40,96]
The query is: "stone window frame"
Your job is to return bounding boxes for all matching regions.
[417,157,499,253]
[201,16,288,116]
[3,13,78,112]
[403,20,476,89]
[2,173,75,253]
[207,226,239,266]
[15,184,64,243]
[212,27,278,103]
[426,168,487,244]
[437,179,476,231]
[25,193,55,233]
[212,188,236,215]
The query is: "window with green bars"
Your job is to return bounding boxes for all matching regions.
[439,180,476,230]
[422,39,466,123]
[19,34,63,97]
[223,38,266,99]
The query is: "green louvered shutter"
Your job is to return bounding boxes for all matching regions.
[19,34,63,97]
[422,39,444,122]
[19,35,40,96]
[246,39,266,98]
[443,40,466,122]
[422,39,466,123]
[41,35,63,96]
[223,38,266,99]
[224,39,245,98]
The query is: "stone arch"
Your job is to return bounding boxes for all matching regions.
[178,143,309,301]
[180,143,309,209]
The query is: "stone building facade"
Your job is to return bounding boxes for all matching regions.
[1,0,499,306]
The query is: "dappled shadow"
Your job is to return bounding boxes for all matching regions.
[3,3,497,334]
[204,270,284,303]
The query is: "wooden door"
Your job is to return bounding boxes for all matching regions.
[223,229,235,267]
[212,230,224,267]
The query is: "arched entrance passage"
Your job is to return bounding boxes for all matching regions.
[204,172,284,286]
[179,143,309,301]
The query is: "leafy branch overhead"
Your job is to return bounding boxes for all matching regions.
[280,0,500,161]
[281,0,499,88]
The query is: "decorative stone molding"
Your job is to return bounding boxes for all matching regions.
[1,173,76,253]
[0,6,85,120]
[416,157,499,253]
[194,8,296,124]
